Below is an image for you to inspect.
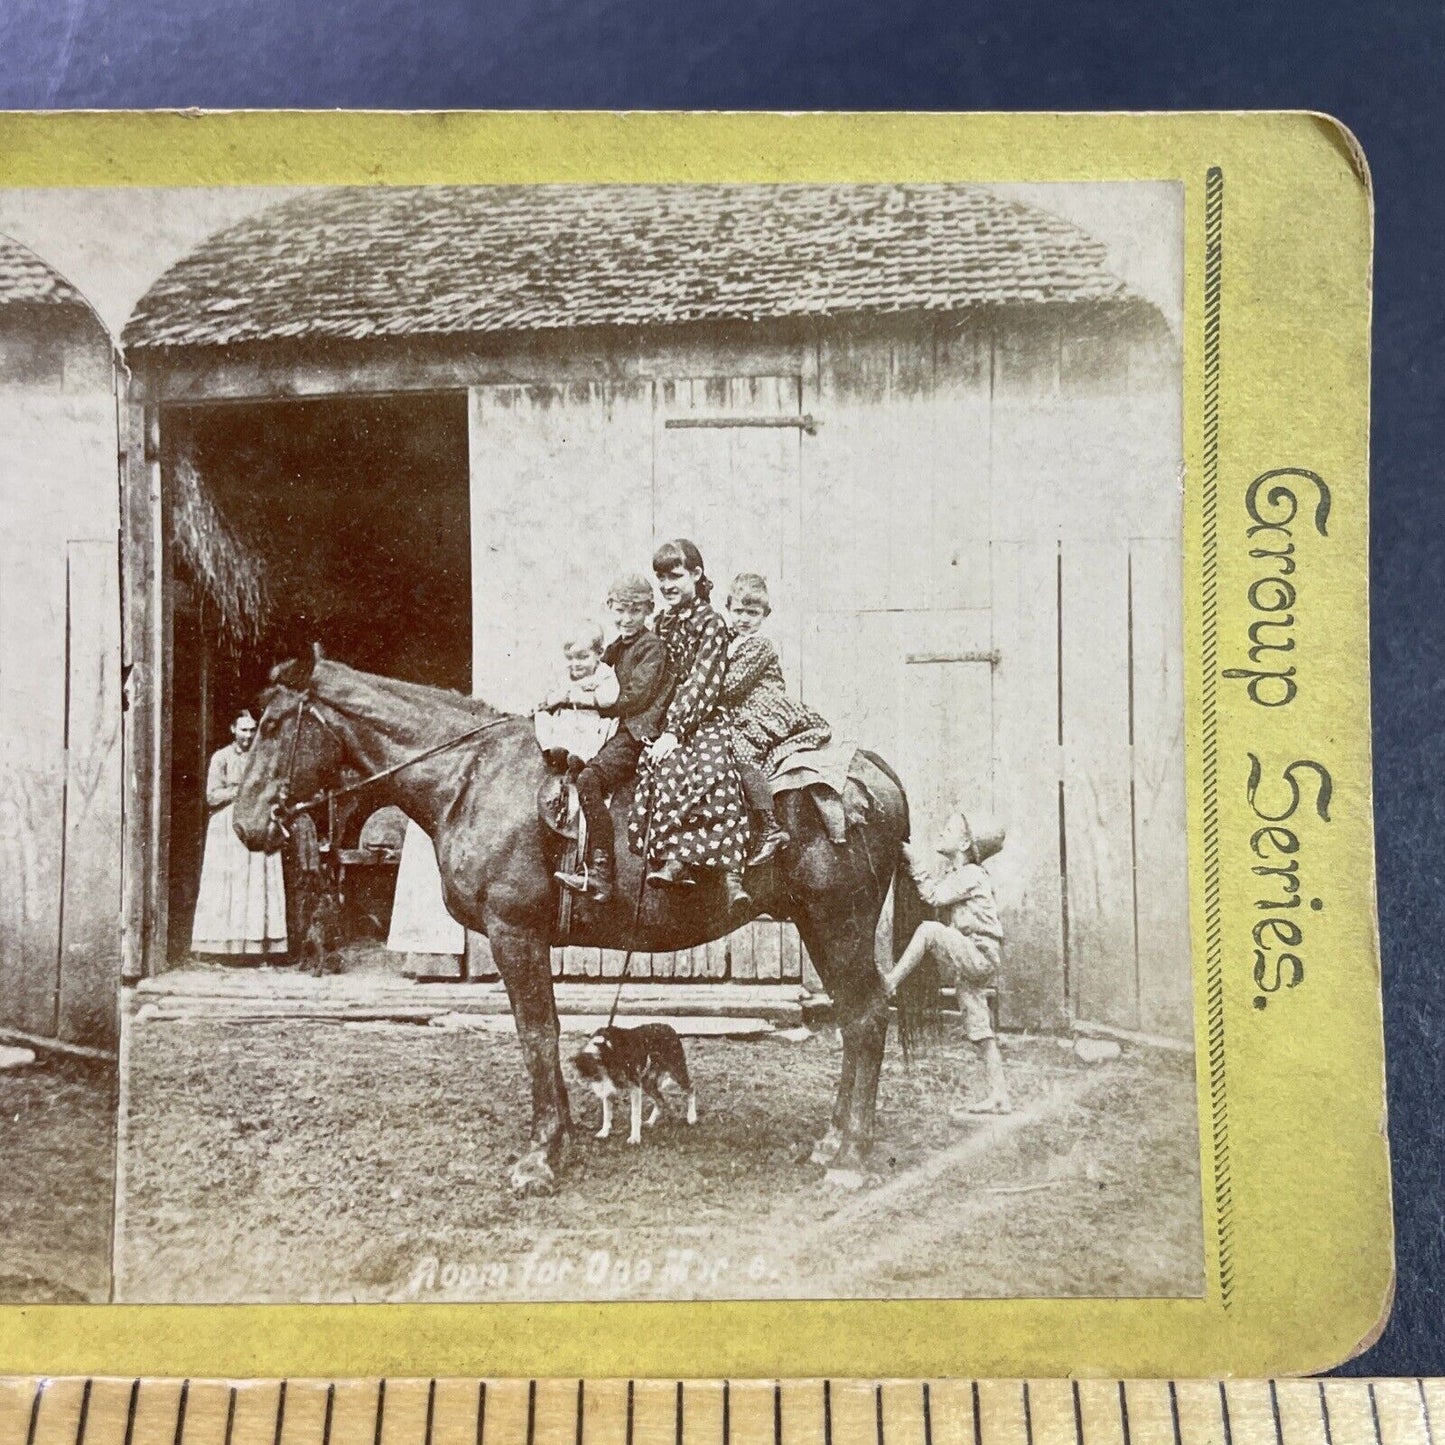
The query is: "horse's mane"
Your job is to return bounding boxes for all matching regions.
[354,668,508,720]
[261,656,512,726]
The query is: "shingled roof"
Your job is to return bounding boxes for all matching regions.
[0,232,87,307]
[123,184,1143,352]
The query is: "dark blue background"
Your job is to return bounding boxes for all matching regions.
[0,0,1437,1378]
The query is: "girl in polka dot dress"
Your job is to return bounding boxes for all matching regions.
[627,538,751,912]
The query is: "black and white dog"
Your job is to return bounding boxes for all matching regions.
[571,1023,698,1144]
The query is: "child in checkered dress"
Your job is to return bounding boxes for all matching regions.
[720,571,833,869]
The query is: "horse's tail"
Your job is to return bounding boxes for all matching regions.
[859,750,946,1060]
[891,850,945,1061]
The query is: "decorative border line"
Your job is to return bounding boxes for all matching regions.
[1200,165,1234,1308]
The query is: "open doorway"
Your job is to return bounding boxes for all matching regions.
[164,392,472,968]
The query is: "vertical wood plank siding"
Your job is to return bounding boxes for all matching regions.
[461,311,1186,1033]
[0,315,123,1050]
[57,538,124,1044]
[120,394,151,992]
[1128,537,1193,1039]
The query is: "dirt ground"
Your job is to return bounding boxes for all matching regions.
[0,1053,116,1302]
[117,1018,1204,1303]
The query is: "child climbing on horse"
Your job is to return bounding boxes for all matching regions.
[720,570,833,871]
[554,574,673,906]
[627,539,752,913]
[882,809,1012,1115]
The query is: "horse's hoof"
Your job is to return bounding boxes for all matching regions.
[824,1167,868,1191]
[809,1127,844,1166]
[509,1152,557,1196]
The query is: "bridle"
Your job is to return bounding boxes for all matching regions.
[268,688,515,839]
[268,690,350,840]
[268,681,654,1025]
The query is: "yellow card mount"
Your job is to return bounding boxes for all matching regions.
[0,110,1385,1380]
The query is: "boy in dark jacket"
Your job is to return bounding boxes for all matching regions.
[555,573,673,904]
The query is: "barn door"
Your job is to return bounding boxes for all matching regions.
[0,382,124,1050]
[650,374,809,984]
[469,381,654,715]
[469,380,655,983]
[804,613,995,846]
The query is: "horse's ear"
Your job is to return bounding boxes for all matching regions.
[269,643,320,691]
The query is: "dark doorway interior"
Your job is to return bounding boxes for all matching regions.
[165,392,472,966]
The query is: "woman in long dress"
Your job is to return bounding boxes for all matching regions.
[387,818,465,957]
[191,709,288,958]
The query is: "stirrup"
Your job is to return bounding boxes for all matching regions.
[555,864,592,896]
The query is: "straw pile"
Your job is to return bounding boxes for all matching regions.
[170,451,268,643]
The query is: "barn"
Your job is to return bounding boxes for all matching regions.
[0,235,123,1054]
[7,181,1191,1048]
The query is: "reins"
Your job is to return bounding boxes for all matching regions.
[273,682,655,1030]
[605,804,656,1029]
[273,691,516,831]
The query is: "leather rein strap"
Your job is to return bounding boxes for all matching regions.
[273,692,516,829]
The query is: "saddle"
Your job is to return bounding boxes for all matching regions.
[537,768,636,937]
[771,743,872,844]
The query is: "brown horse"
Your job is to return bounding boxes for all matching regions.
[233,647,926,1194]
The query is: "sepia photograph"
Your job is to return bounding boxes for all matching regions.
[0,178,1199,1305]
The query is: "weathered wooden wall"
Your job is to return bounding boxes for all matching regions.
[987,310,1189,1038]
[0,305,123,1051]
[135,302,1189,1039]
[464,306,1190,1037]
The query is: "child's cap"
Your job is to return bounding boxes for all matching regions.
[727,571,771,611]
[606,573,656,612]
[941,809,1005,863]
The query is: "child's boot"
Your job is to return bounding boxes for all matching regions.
[646,857,696,888]
[745,810,790,868]
[723,869,752,918]
[555,845,615,904]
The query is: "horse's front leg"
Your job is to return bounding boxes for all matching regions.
[488,915,571,1196]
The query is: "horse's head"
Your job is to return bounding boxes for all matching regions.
[233,643,348,853]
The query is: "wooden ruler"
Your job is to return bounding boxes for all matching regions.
[1,1378,1439,1445]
